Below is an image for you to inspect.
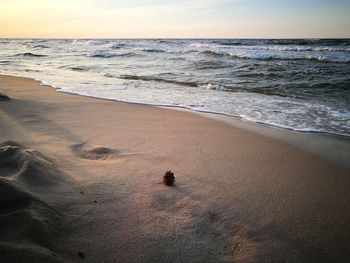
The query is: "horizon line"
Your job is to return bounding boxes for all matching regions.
[1,37,350,40]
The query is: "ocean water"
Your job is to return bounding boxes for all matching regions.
[0,39,349,136]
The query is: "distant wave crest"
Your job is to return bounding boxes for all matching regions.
[133,48,166,53]
[108,43,127,49]
[26,44,50,49]
[188,42,350,62]
[142,48,166,53]
[33,44,50,49]
[88,50,136,58]
[195,49,350,63]
[73,40,107,46]
[229,52,350,63]
[216,39,350,46]
[87,51,118,58]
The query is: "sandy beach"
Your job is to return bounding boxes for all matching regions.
[0,74,349,262]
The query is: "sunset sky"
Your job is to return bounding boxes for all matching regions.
[0,0,349,38]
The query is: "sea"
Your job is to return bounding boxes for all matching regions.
[0,39,349,136]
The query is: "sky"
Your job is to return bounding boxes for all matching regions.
[0,0,349,38]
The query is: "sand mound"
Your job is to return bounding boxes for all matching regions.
[70,143,119,160]
[0,141,71,262]
[0,141,70,187]
[0,92,10,101]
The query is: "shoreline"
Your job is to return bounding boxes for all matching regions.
[1,74,350,262]
[1,71,349,137]
[195,111,350,167]
[1,73,349,166]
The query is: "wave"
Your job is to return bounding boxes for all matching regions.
[193,60,230,70]
[23,43,50,49]
[142,48,166,53]
[87,51,118,58]
[215,39,350,46]
[268,39,350,46]
[190,45,350,62]
[198,50,350,63]
[24,69,41,72]
[21,39,48,45]
[88,50,135,58]
[109,43,126,49]
[106,74,200,87]
[117,52,135,57]
[31,44,50,49]
[238,72,283,78]
[190,42,350,53]
[302,55,350,63]
[242,45,350,52]
[199,50,225,56]
[56,64,90,72]
[215,41,243,46]
[133,48,166,53]
[15,52,46,57]
[189,43,215,48]
[106,73,230,91]
[189,41,331,50]
[314,47,350,52]
[69,66,88,71]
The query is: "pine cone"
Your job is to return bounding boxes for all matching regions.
[163,170,175,186]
